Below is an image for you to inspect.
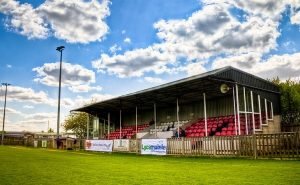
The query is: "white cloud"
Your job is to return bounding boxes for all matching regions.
[183,61,207,76]
[291,11,300,24]
[14,112,60,132]
[144,77,164,84]
[289,0,300,19]
[231,0,286,21]
[0,85,71,108]
[254,53,300,80]
[38,0,111,43]
[23,105,34,109]
[25,112,56,120]
[212,52,262,70]
[0,85,51,105]
[211,52,300,81]
[89,93,115,103]
[0,0,48,39]
[2,122,26,132]
[0,0,111,43]
[121,30,126,34]
[33,62,101,93]
[124,37,131,43]
[205,0,300,24]
[68,85,102,93]
[0,107,24,116]
[71,93,115,109]
[0,86,95,110]
[92,45,176,78]
[109,44,122,54]
[155,4,279,59]
[6,64,12,68]
[92,3,281,78]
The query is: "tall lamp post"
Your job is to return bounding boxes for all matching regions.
[56,46,65,139]
[1,83,10,145]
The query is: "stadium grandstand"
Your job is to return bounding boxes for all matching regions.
[73,66,281,140]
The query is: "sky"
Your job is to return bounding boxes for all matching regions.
[0,0,300,132]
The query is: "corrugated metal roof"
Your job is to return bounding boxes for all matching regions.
[72,66,280,114]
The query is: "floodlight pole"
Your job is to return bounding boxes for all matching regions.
[56,46,65,139]
[1,83,10,145]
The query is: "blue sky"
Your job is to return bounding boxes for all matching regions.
[0,0,300,132]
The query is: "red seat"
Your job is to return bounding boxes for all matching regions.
[221,132,227,136]
[226,131,232,135]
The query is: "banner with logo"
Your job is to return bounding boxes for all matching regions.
[141,139,167,155]
[113,139,130,151]
[85,140,113,152]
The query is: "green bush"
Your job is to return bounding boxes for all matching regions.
[272,78,300,125]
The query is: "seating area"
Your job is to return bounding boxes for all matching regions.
[186,115,234,137]
[108,123,149,139]
[186,114,267,137]
[149,120,189,134]
[107,114,267,139]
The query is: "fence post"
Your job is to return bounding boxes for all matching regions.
[182,137,185,155]
[252,134,257,159]
[213,136,216,156]
[238,135,241,157]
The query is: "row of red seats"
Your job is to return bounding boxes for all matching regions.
[214,115,261,136]
[215,125,247,136]
[187,113,267,138]
[108,123,149,139]
[186,115,251,138]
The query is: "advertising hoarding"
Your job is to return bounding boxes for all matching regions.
[85,140,113,152]
[141,139,167,155]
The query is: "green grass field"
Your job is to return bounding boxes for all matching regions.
[0,146,299,185]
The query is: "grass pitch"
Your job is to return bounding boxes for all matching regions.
[0,146,299,185]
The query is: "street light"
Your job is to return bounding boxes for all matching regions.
[56,46,65,139]
[1,83,11,145]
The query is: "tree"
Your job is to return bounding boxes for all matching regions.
[47,128,54,133]
[63,112,88,139]
[272,78,300,125]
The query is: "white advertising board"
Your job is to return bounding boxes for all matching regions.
[85,140,113,152]
[34,140,38,148]
[141,139,167,155]
[42,140,47,148]
[113,139,130,151]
